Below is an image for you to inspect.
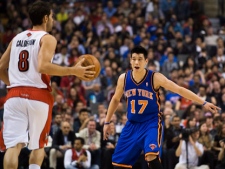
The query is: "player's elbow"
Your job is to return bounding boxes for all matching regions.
[37,62,48,74]
[112,96,120,104]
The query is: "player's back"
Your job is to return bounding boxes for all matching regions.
[8,30,49,89]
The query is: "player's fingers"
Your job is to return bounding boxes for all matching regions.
[84,74,94,78]
[85,65,95,69]
[85,71,96,75]
[80,58,85,63]
[214,106,221,110]
[103,133,108,140]
[209,107,216,114]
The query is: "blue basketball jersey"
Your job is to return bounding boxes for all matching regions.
[124,69,161,124]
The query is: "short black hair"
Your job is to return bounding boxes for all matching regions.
[130,46,148,59]
[28,1,51,26]
[79,108,90,115]
[199,84,207,90]
[75,137,85,145]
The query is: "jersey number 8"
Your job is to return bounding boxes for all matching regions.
[18,50,29,72]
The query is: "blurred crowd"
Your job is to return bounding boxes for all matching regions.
[0,0,225,169]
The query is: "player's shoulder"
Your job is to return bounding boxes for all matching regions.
[41,34,56,41]
[40,34,57,44]
[118,73,126,80]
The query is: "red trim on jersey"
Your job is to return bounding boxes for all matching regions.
[41,74,52,92]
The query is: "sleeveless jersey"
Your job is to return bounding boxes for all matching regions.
[8,30,51,91]
[124,69,161,123]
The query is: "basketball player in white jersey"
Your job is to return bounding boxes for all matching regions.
[0,1,96,169]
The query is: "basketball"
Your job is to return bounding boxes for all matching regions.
[76,54,101,81]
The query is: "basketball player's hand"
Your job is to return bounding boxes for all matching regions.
[203,102,221,114]
[103,124,111,140]
[73,58,96,80]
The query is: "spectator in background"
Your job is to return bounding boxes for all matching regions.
[198,122,215,169]
[101,122,119,169]
[56,7,68,23]
[213,123,225,160]
[87,83,105,107]
[49,121,75,169]
[73,108,91,133]
[161,52,179,78]
[52,94,64,116]
[100,66,118,92]
[175,128,209,169]
[78,119,101,169]
[64,137,91,169]
[198,84,217,105]
[52,45,70,66]
[215,139,225,169]
[50,113,62,138]
[67,87,86,113]
[103,0,117,18]
[165,115,183,169]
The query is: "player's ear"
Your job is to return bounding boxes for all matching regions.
[43,15,48,23]
[145,58,148,63]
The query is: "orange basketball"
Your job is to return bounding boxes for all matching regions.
[76,54,101,81]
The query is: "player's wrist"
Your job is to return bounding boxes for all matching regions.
[202,101,207,106]
[104,121,111,125]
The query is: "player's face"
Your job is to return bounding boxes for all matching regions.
[130,53,148,72]
[46,10,54,32]
[74,140,82,151]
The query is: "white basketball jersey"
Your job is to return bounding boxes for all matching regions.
[8,30,51,89]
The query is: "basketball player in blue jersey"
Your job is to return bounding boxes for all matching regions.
[103,46,220,169]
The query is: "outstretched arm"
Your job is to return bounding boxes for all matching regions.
[154,72,220,113]
[103,73,125,140]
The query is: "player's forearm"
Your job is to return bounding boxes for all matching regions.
[0,70,10,86]
[105,97,120,122]
[38,62,74,76]
[178,87,205,105]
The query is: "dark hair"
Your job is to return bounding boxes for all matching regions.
[199,84,207,90]
[75,137,85,145]
[130,46,148,59]
[28,1,51,26]
[79,108,90,115]
[172,115,180,121]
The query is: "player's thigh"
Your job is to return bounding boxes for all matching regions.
[112,123,142,166]
[3,98,29,148]
[144,126,163,156]
[27,100,52,150]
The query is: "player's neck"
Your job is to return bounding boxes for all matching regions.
[32,25,47,32]
[132,68,146,81]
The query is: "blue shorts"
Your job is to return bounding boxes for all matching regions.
[112,120,163,168]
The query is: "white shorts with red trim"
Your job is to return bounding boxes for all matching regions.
[3,97,50,150]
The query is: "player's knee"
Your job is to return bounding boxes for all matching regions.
[145,154,157,161]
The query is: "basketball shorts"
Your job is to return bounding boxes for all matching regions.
[112,120,163,168]
[0,87,53,150]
